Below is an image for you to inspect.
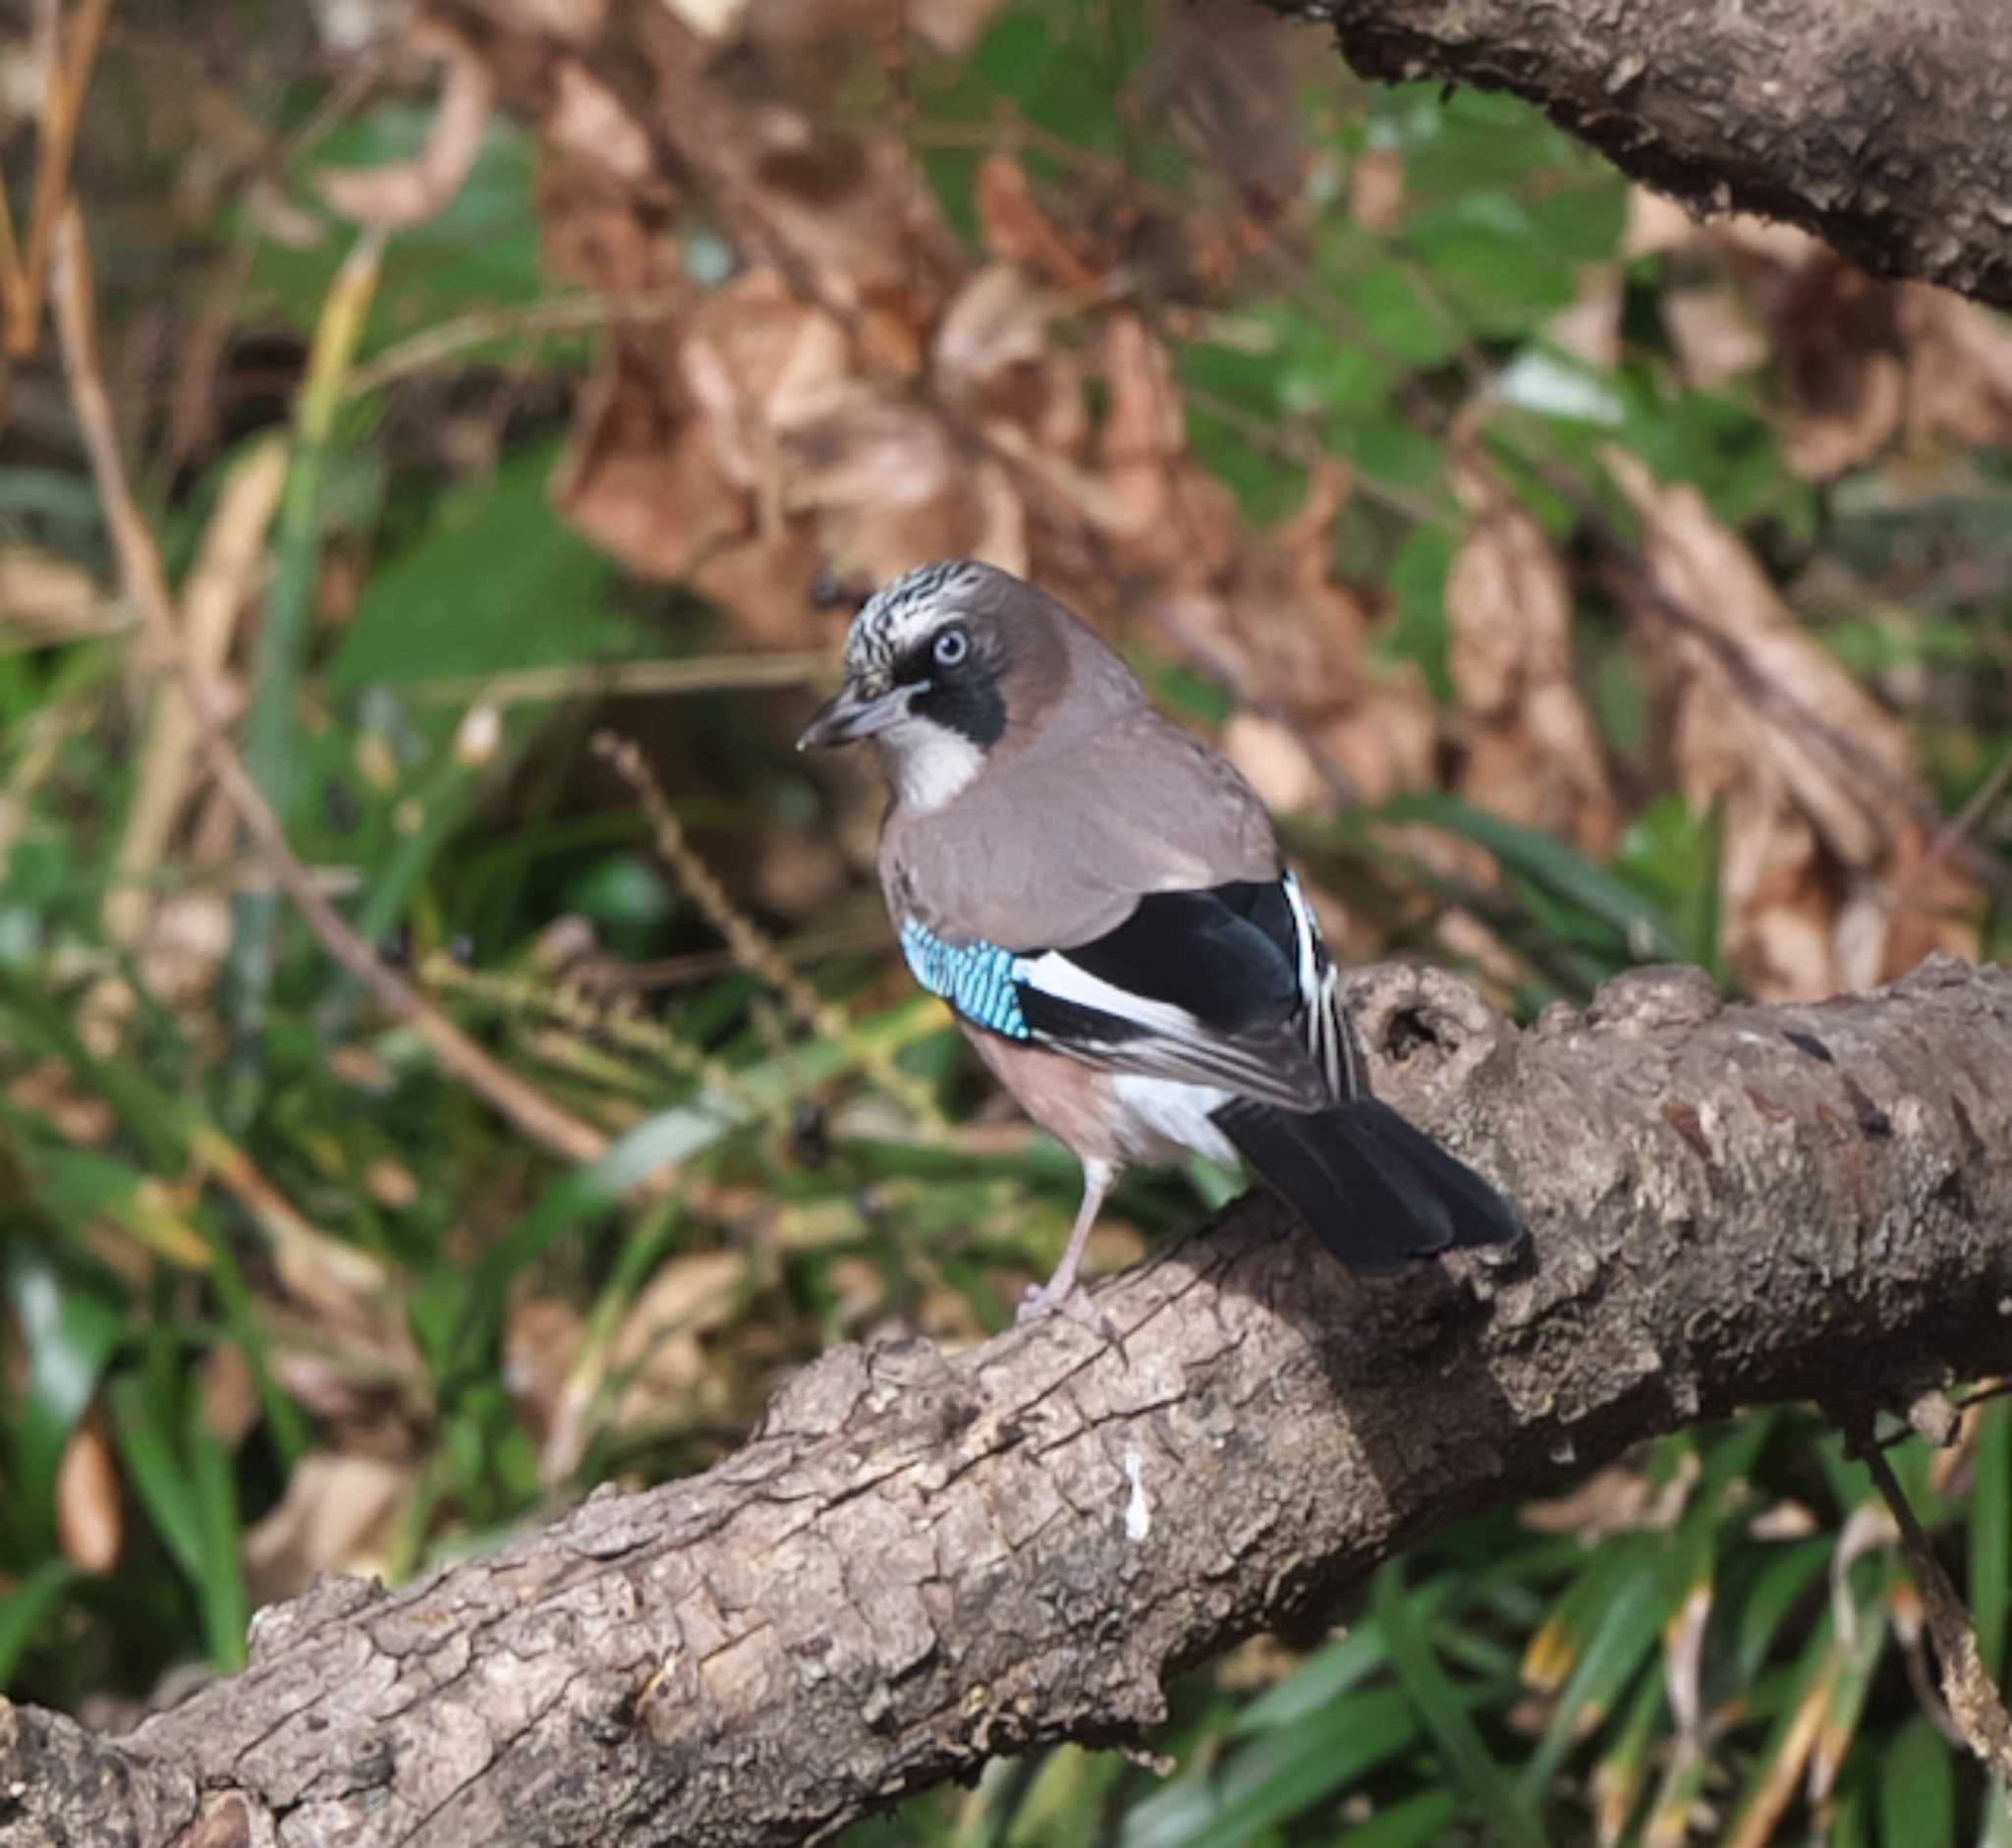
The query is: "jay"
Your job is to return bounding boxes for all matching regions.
[799,560,1522,1323]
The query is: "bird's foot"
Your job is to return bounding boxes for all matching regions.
[1017,1281,1125,1355]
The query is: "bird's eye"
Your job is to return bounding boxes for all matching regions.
[931,626,971,668]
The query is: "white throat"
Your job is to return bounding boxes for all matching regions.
[876,719,985,814]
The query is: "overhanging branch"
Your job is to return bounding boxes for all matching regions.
[1299,0,2012,309]
[7,957,2012,1846]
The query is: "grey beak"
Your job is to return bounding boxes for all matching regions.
[796,680,916,751]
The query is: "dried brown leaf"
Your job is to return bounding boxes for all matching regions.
[0,544,110,641]
[507,1296,587,1442]
[199,1342,261,1449]
[1662,286,1768,389]
[55,1411,122,1574]
[317,29,494,229]
[553,341,749,585]
[1221,712,1325,813]
[1544,264,1623,372]
[244,1453,410,1605]
[610,1249,751,1427]
[1900,283,2012,451]
[976,153,1101,292]
[1607,448,1975,997]
[1449,440,1618,852]
[1349,146,1405,237]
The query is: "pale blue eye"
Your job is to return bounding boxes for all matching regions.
[932,626,970,668]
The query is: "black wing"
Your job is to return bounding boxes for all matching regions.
[1011,873,1357,1111]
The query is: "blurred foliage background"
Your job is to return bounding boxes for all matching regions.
[3,0,2012,1839]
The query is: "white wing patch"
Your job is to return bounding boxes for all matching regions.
[997,870,1353,1114]
[1280,869,1355,1096]
[1013,951,1207,1040]
[1014,940,1326,1111]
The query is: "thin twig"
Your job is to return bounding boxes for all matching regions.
[403,649,831,709]
[1926,737,2012,874]
[564,921,890,995]
[9,0,111,358]
[344,290,689,399]
[50,203,611,1167]
[1858,1430,2012,1782]
[595,731,952,1139]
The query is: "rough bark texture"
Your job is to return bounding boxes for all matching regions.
[1302,0,2012,309]
[7,956,2012,1846]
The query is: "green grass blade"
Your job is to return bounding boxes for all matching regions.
[1376,791,1687,962]
[1879,1715,1956,1848]
[1733,1534,1832,1683]
[1972,1401,2011,1681]
[1335,1789,1461,1848]
[0,1559,76,1689]
[1589,1662,1663,1845]
[189,1421,251,1671]
[1518,1541,1671,1797]
[228,233,381,1057]
[1373,1560,1548,1848]
[4,1248,124,1544]
[107,1372,204,1584]
[1231,1623,1395,1737]
[446,1001,939,1374]
[1120,1686,1421,1848]
[1979,1776,2012,1848]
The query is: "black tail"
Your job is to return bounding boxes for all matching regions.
[1211,1095,1523,1275]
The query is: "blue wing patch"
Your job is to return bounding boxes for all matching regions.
[900,920,1032,1038]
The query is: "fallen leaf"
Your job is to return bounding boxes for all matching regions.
[1607,447,1975,997]
[1449,433,1618,853]
[56,1411,123,1574]
[0,546,112,642]
[1662,285,1768,389]
[244,1453,411,1604]
[317,28,494,228]
[976,153,1102,292]
[611,1249,751,1427]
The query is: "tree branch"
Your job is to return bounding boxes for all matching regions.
[1300,0,2012,309]
[8,956,2012,1846]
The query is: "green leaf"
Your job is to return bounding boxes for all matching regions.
[1380,525,1455,700]
[1879,1715,1957,1848]
[190,1421,251,1671]
[1334,1790,1461,1848]
[1526,182,1628,262]
[1377,791,1689,962]
[1356,264,1462,368]
[1973,1401,2012,1681]
[4,1250,124,1541]
[249,109,546,352]
[1733,1536,1831,1683]
[108,1372,205,1585]
[332,443,627,690]
[1120,1686,1420,1848]
[1407,210,1577,337]
[1232,1622,1394,1736]
[1979,1775,2012,1848]
[0,1558,74,1689]
[1517,1539,1671,1796]
[445,1002,937,1375]
[1373,1561,1548,1848]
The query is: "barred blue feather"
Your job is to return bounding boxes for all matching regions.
[899,920,1032,1038]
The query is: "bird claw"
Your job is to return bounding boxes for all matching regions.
[1017,1281,1126,1357]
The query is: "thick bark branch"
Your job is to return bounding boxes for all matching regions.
[1302,0,2012,309]
[7,957,2012,1846]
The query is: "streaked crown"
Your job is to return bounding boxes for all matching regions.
[844,560,995,687]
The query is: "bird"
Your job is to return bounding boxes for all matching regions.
[798,559,1523,1326]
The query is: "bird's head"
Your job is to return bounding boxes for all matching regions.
[797,560,1041,812]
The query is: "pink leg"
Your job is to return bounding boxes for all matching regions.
[1018,1158,1117,1327]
